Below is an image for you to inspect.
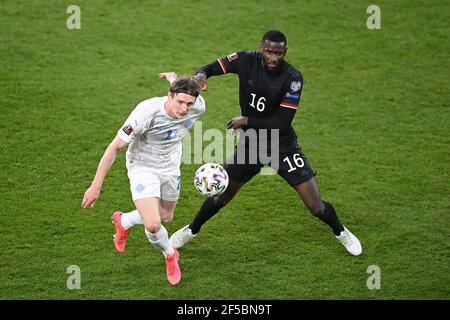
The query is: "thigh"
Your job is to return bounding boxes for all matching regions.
[224,148,262,184]
[159,199,177,221]
[276,143,316,186]
[160,175,181,201]
[134,197,161,224]
[128,169,162,201]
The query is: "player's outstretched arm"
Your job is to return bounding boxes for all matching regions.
[159,71,208,91]
[159,72,178,84]
[246,107,297,131]
[82,135,128,209]
[195,52,242,91]
[226,106,297,131]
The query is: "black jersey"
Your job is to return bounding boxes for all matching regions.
[198,51,303,146]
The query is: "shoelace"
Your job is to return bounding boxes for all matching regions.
[117,229,128,243]
[180,228,192,240]
[338,232,353,246]
[166,255,177,273]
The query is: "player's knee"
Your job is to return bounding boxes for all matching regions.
[161,212,174,223]
[144,221,161,234]
[308,202,325,216]
[215,192,233,208]
[161,216,173,223]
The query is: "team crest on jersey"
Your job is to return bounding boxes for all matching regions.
[183,119,194,129]
[290,81,302,92]
[227,52,238,62]
[122,123,133,135]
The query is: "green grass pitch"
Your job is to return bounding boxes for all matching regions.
[0,0,449,299]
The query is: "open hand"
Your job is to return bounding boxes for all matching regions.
[226,116,248,130]
[82,185,101,209]
[159,72,178,84]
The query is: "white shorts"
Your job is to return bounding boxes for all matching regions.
[127,168,181,202]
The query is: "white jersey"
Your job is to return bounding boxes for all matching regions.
[117,95,205,175]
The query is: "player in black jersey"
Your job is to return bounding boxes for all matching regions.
[170,30,362,256]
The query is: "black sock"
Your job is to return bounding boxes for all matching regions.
[317,201,344,236]
[189,197,224,234]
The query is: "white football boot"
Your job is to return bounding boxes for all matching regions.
[335,226,362,256]
[170,225,197,249]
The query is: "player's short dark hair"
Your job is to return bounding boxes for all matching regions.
[169,76,200,98]
[261,30,287,45]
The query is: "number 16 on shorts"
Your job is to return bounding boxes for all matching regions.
[283,153,305,172]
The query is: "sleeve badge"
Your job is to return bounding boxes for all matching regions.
[227,52,238,62]
[290,81,302,92]
[122,123,134,135]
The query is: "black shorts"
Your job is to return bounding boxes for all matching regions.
[224,140,316,186]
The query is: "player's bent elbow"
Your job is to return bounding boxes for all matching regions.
[265,119,290,131]
[275,120,291,131]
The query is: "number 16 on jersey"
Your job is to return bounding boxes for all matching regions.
[249,93,266,112]
[283,154,305,173]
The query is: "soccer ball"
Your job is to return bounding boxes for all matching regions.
[194,163,229,197]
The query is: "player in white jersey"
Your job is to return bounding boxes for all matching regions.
[82,73,205,285]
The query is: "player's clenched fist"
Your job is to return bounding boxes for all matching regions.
[193,72,208,91]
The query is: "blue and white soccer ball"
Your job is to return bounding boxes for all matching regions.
[194,163,229,197]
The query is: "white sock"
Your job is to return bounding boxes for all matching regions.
[144,225,174,257]
[121,210,143,230]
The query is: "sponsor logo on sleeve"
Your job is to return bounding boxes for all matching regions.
[285,92,300,100]
[290,81,302,92]
[122,124,133,135]
[227,52,238,61]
